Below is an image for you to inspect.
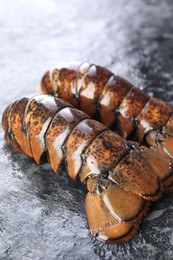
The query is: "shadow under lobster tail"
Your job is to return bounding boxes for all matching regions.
[85,178,148,242]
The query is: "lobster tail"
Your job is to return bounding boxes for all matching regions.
[39,61,173,162]
[2,94,173,242]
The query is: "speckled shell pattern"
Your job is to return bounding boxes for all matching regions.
[2,94,173,242]
[40,61,173,157]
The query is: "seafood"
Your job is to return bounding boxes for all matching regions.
[2,94,173,242]
[40,61,173,159]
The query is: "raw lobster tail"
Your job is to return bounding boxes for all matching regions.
[40,61,173,160]
[2,94,173,242]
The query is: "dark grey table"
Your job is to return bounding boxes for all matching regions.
[0,0,173,259]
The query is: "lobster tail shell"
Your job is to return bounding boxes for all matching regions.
[39,61,173,161]
[2,94,173,242]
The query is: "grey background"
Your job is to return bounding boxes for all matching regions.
[0,0,173,259]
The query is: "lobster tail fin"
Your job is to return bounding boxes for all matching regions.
[85,139,173,242]
[144,129,173,191]
[146,129,173,157]
[85,184,148,242]
[140,145,173,187]
[160,127,173,159]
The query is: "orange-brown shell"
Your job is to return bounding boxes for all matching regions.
[2,94,173,242]
[39,61,173,159]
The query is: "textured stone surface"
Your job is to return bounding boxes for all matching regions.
[0,0,173,259]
